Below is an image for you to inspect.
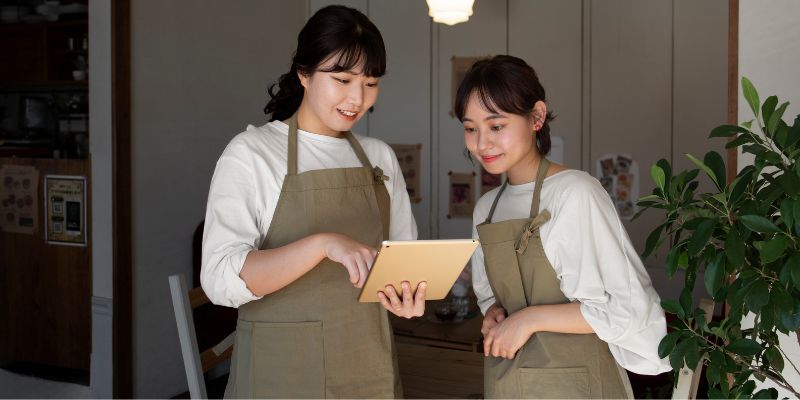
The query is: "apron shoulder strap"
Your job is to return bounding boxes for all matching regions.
[484,181,509,224]
[287,114,299,176]
[530,158,551,218]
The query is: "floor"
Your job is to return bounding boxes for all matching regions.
[0,368,92,399]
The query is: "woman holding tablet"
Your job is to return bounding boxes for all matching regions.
[456,55,671,398]
[201,6,425,398]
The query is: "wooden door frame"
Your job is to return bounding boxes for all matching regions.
[111,0,132,397]
[727,0,738,179]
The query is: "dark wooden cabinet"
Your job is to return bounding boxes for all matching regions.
[0,20,88,86]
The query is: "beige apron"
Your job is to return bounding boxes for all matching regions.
[476,158,633,399]
[224,115,402,398]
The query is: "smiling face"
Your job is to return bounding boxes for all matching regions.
[296,57,380,136]
[462,92,544,184]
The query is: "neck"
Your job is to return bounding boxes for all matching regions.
[293,100,343,138]
[507,150,542,185]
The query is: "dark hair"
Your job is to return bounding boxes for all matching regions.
[454,55,555,155]
[265,5,387,121]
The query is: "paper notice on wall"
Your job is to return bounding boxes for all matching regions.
[0,165,39,234]
[45,175,87,246]
[595,154,639,220]
[448,172,475,219]
[390,143,422,203]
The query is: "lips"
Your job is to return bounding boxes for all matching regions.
[481,154,502,163]
[337,108,358,121]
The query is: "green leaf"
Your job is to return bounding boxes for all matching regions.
[686,153,719,188]
[771,284,794,312]
[765,346,784,372]
[710,124,750,138]
[742,77,760,119]
[761,95,778,126]
[788,252,800,291]
[658,331,681,358]
[684,338,700,370]
[704,151,726,189]
[780,172,800,197]
[781,198,795,230]
[680,288,693,317]
[753,388,779,399]
[727,338,761,356]
[725,133,756,149]
[740,214,781,233]
[688,219,715,255]
[767,101,789,136]
[662,299,684,318]
[759,235,789,265]
[707,387,725,399]
[642,223,665,259]
[704,253,725,299]
[745,279,770,313]
[669,339,688,370]
[656,159,672,196]
[666,246,680,278]
[650,164,665,192]
[730,167,755,205]
[678,251,689,268]
[725,228,745,268]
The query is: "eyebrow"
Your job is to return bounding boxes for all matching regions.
[462,114,506,122]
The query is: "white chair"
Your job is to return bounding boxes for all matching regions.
[671,298,715,399]
[169,274,234,399]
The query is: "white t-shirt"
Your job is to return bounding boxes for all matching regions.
[201,120,418,308]
[471,169,671,375]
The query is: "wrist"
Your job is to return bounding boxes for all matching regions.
[521,306,540,336]
[313,233,334,259]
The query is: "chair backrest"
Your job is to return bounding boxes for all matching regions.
[169,273,235,399]
[671,298,715,399]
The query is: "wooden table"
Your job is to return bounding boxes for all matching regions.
[390,302,484,399]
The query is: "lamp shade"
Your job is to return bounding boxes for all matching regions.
[426,0,474,26]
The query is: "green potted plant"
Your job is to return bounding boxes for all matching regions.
[637,77,800,399]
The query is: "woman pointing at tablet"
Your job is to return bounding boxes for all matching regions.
[201,5,425,398]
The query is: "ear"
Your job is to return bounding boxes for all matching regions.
[298,71,310,89]
[531,101,547,132]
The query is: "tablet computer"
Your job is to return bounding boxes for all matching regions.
[357,239,480,302]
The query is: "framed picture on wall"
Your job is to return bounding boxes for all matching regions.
[44,175,87,246]
[450,56,485,117]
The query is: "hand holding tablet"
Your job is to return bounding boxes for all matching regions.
[358,239,480,303]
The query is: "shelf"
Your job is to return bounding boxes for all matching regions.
[52,49,88,55]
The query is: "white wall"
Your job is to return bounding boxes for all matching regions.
[739,1,800,396]
[130,1,306,396]
[88,0,114,397]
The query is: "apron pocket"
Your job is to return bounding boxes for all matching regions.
[250,320,325,398]
[517,366,590,399]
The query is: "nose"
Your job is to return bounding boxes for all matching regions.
[477,129,492,152]
[347,84,364,107]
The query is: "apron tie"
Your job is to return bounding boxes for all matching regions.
[514,209,551,254]
[373,166,389,183]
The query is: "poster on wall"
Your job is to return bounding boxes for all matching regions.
[451,56,485,117]
[448,171,475,219]
[389,143,422,203]
[595,154,639,220]
[45,175,87,246]
[0,165,39,234]
[480,167,502,195]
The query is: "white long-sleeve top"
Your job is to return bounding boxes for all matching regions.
[201,120,418,308]
[471,169,671,375]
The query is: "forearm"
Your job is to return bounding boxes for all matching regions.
[239,233,329,296]
[520,302,594,335]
